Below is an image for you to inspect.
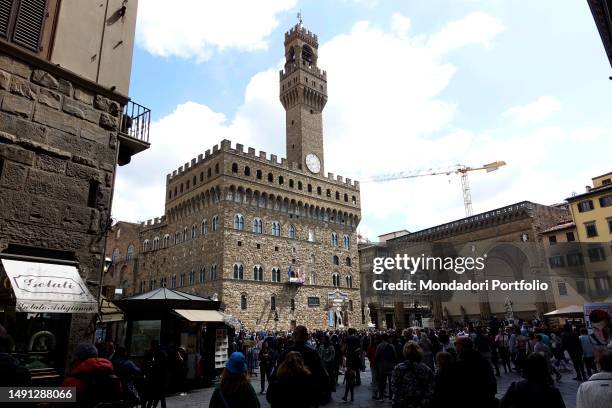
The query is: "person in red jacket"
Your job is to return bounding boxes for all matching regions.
[58,343,123,407]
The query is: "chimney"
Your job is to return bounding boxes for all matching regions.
[586,185,591,192]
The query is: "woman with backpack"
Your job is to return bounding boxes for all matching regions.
[391,341,435,408]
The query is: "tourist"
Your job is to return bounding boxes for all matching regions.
[367,334,380,398]
[266,351,316,408]
[391,341,435,408]
[579,328,596,377]
[374,332,397,402]
[318,335,336,392]
[209,352,260,408]
[496,327,512,373]
[112,345,142,407]
[576,348,612,408]
[58,343,122,407]
[144,340,168,408]
[341,358,357,403]
[500,352,565,408]
[431,351,455,408]
[258,340,273,394]
[561,324,586,381]
[453,336,497,408]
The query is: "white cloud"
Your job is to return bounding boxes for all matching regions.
[503,96,561,125]
[427,12,504,54]
[135,0,297,61]
[116,12,612,240]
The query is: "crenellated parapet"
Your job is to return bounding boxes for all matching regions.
[284,24,319,48]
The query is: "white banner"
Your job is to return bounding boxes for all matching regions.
[1,259,98,314]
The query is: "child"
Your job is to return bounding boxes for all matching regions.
[342,364,356,403]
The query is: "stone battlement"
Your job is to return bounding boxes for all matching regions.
[284,24,318,47]
[166,139,359,190]
[280,62,327,81]
[140,215,166,228]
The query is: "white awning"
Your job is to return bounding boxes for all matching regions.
[173,309,225,322]
[1,258,98,314]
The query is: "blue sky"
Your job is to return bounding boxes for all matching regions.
[114,0,612,240]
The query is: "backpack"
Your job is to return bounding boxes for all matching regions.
[76,371,123,407]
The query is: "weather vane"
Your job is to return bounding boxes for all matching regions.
[297,10,303,27]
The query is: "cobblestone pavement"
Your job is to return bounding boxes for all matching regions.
[166,364,581,408]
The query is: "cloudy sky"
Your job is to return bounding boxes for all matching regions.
[114,0,612,240]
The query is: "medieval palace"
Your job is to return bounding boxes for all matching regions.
[105,22,363,330]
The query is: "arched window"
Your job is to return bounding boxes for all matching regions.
[126,244,134,260]
[332,273,340,287]
[268,172,274,182]
[215,163,219,174]
[171,274,177,288]
[308,229,315,242]
[175,231,181,244]
[344,235,351,249]
[288,225,296,239]
[253,265,263,281]
[191,224,197,239]
[289,179,294,188]
[231,163,238,173]
[233,263,244,279]
[326,189,331,197]
[201,219,208,235]
[207,168,212,178]
[331,232,338,247]
[234,214,244,230]
[241,293,247,310]
[351,196,357,205]
[244,166,251,176]
[152,237,159,250]
[346,257,351,266]
[212,215,219,231]
[210,264,217,281]
[307,184,312,193]
[163,235,170,248]
[333,255,339,265]
[271,222,281,236]
[298,181,303,190]
[317,186,321,195]
[278,176,284,185]
[309,272,317,285]
[252,218,263,234]
[199,267,206,283]
[270,295,276,311]
[271,267,281,282]
[142,240,150,252]
[189,270,195,285]
[111,248,120,263]
[179,273,185,287]
[183,227,188,241]
[346,275,353,288]
[335,191,340,200]
[256,169,262,179]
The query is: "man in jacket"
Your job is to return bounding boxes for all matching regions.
[576,348,612,408]
[374,332,397,402]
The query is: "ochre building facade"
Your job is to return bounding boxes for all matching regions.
[107,23,362,330]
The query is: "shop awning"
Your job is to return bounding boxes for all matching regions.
[100,295,124,322]
[173,309,225,322]
[0,258,98,313]
[544,305,584,316]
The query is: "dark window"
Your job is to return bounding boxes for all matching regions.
[557,282,567,296]
[256,243,261,249]
[352,196,357,204]
[174,186,177,196]
[577,200,594,212]
[231,163,238,173]
[548,255,565,268]
[608,218,612,233]
[298,181,303,190]
[200,172,204,181]
[346,257,351,266]
[256,170,262,179]
[186,180,189,189]
[600,195,612,208]
[548,235,557,245]
[87,180,99,208]
[215,163,219,174]
[279,176,284,185]
[333,255,339,265]
[237,241,242,247]
[602,178,611,185]
[317,186,321,195]
[268,173,273,182]
[344,193,348,202]
[566,231,575,242]
[207,168,212,178]
[588,246,606,262]
[307,184,312,192]
[326,189,331,197]
[1,0,49,53]
[275,246,279,252]
[244,166,250,176]
[566,253,584,267]
[289,179,294,188]
[349,300,353,311]
[168,190,172,199]
[290,298,295,311]
[585,223,598,238]
[180,183,183,193]
[576,280,586,294]
[193,176,196,185]
[270,296,276,311]
[241,294,247,310]
[335,191,340,200]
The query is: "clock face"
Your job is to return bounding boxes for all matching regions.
[305,153,321,174]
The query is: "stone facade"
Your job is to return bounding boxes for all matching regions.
[0,46,134,349]
[105,23,363,330]
[359,201,570,329]
[103,221,141,298]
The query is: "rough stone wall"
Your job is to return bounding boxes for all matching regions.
[103,221,141,297]
[0,51,121,348]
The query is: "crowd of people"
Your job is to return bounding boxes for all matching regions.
[1,318,611,407]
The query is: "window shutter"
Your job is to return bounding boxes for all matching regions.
[0,0,15,38]
[12,0,47,52]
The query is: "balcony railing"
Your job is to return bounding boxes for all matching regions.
[121,100,151,143]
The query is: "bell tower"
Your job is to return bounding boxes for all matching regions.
[279,19,327,175]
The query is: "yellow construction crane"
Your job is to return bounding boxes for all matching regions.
[366,161,507,217]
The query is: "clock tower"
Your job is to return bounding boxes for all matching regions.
[279,21,327,175]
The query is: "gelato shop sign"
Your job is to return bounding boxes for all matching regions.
[13,275,86,295]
